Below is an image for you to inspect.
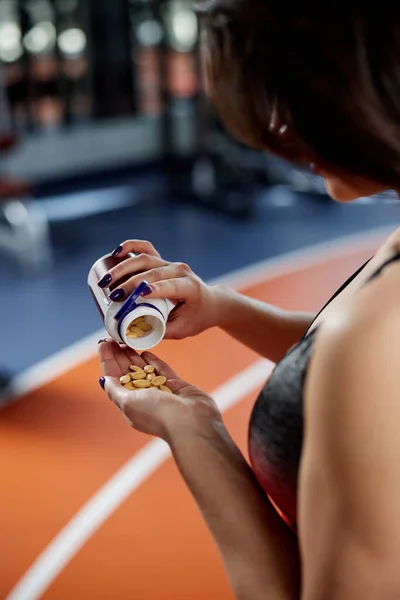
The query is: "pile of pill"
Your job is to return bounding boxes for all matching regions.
[126,316,153,339]
[120,364,172,393]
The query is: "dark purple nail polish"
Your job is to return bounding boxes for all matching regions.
[99,377,106,390]
[98,273,112,288]
[140,285,153,297]
[98,339,107,345]
[111,245,123,257]
[110,288,125,302]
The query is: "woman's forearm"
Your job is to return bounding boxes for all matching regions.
[167,419,300,600]
[211,285,315,363]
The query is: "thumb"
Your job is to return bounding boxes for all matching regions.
[100,376,128,409]
[165,309,191,339]
[164,319,186,339]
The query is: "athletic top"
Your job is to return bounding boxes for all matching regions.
[248,251,400,533]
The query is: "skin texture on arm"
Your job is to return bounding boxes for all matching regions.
[212,285,315,363]
[100,342,301,600]
[100,239,315,363]
[168,423,301,600]
[299,263,400,600]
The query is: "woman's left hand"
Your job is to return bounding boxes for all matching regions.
[98,340,221,441]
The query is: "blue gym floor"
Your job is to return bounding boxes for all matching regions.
[1,177,399,376]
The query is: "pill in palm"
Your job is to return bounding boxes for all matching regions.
[130,370,147,380]
[159,384,173,394]
[151,375,167,387]
[132,379,152,388]
[122,365,172,394]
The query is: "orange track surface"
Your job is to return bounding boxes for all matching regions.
[1,247,375,599]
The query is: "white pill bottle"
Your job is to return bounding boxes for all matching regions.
[88,253,174,351]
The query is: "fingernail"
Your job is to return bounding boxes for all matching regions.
[112,245,123,257]
[99,377,106,390]
[98,339,107,344]
[140,284,153,297]
[98,273,112,288]
[110,288,125,301]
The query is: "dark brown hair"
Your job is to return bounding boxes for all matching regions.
[194,1,400,187]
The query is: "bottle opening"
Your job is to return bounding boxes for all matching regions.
[121,307,165,351]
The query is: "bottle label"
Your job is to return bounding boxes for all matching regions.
[88,285,104,319]
[92,255,130,292]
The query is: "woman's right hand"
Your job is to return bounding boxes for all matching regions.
[99,239,222,339]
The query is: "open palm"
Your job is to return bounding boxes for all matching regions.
[98,338,178,383]
[98,340,219,440]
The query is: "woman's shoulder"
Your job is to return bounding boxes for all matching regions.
[304,227,400,402]
[339,227,400,328]
[301,228,400,481]
[299,249,400,597]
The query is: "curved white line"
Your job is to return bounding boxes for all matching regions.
[5,224,392,403]
[4,225,393,598]
[5,359,273,600]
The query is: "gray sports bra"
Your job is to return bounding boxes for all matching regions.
[248,251,400,531]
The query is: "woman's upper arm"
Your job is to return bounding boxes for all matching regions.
[298,285,400,600]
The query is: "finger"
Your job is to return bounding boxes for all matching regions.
[164,317,186,340]
[102,376,177,428]
[160,377,189,394]
[137,275,196,301]
[120,346,147,369]
[98,340,133,377]
[102,376,131,410]
[112,239,161,259]
[103,254,169,288]
[120,408,135,428]
[107,266,192,302]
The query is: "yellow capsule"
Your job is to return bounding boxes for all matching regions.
[151,375,167,387]
[126,331,138,338]
[120,374,131,384]
[130,365,144,372]
[146,373,155,381]
[144,365,155,373]
[159,384,173,394]
[133,379,152,388]
[124,382,135,390]
[130,370,147,380]
[128,326,144,338]
[131,316,145,325]
[137,321,152,332]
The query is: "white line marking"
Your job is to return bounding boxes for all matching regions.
[210,224,394,290]
[6,331,107,401]
[3,224,395,598]
[5,225,393,403]
[5,359,272,600]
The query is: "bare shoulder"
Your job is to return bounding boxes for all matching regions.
[298,244,400,599]
[305,249,400,404]
[328,228,400,342]
[301,237,400,504]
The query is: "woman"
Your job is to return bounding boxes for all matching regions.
[98,2,400,598]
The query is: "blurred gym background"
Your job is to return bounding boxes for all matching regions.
[0,0,399,380]
[1,4,400,598]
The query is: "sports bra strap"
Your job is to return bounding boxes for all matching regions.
[301,256,373,340]
[363,250,400,285]
[301,251,400,342]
